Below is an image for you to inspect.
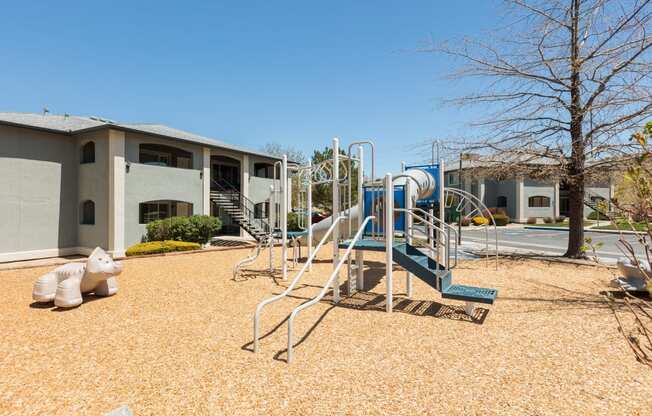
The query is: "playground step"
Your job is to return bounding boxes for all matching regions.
[392,243,450,291]
[441,284,497,305]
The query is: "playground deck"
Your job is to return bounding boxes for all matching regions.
[1,246,651,415]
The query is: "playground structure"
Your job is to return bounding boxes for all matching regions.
[242,138,498,363]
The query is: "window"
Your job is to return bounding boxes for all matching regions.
[139,200,193,224]
[528,196,550,208]
[254,202,269,219]
[80,200,95,224]
[139,144,193,169]
[80,141,95,164]
[254,163,275,179]
[497,196,507,207]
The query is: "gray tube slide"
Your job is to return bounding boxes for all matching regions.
[305,205,361,243]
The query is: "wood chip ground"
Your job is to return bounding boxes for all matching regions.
[1,246,651,415]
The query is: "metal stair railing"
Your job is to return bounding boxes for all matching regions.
[286,215,375,363]
[253,215,348,353]
[405,207,458,269]
[210,178,271,240]
[584,190,612,216]
[394,209,450,274]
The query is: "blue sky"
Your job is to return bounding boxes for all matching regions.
[0,1,499,173]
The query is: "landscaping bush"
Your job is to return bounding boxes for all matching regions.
[527,217,537,225]
[486,207,507,216]
[492,213,510,226]
[543,216,554,224]
[125,240,200,256]
[146,215,222,244]
[587,210,609,221]
[460,217,471,226]
[555,215,567,223]
[472,216,489,226]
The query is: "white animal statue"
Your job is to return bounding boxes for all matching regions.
[32,247,123,308]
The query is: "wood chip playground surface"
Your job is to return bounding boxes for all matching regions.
[1,246,652,415]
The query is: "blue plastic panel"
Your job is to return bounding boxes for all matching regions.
[362,185,405,235]
[405,164,440,204]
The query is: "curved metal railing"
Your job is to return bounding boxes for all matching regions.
[286,215,375,363]
[444,187,499,269]
[233,235,274,280]
[253,215,347,353]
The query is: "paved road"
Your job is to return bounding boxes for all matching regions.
[459,227,646,263]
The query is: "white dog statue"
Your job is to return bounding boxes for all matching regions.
[32,247,123,308]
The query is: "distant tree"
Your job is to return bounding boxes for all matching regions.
[431,0,652,258]
[311,147,359,213]
[261,143,306,164]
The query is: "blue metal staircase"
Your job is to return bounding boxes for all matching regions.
[393,242,497,304]
[339,240,497,305]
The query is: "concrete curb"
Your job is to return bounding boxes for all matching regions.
[0,243,257,272]
[524,225,645,235]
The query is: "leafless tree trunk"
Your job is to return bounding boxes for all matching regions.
[430,0,652,257]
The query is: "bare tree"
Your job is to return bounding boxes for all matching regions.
[261,143,306,165]
[431,0,652,257]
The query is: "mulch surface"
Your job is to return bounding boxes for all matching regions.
[1,246,651,415]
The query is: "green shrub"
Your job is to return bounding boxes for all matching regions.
[555,215,567,223]
[587,210,609,221]
[543,217,554,224]
[146,215,222,244]
[486,207,507,216]
[125,240,200,256]
[527,217,537,224]
[492,213,510,226]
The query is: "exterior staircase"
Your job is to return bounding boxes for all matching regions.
[583,191,614,218]
[210,179,271,243]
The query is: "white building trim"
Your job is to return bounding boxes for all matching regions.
[203,147,211,215]
[108,129,126,258]
[515,178,525,222]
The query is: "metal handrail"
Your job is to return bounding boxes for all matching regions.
[211,178,272,236]
[408,207,459,269]
[286,215,375,363]
[444,187,499,270]
[394,209,449,272]
[253,215,347,353]
[233,238,269,279]
[347,140,376,237]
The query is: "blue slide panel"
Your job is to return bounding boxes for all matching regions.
[405,163,440,204]
[363,185,405,235]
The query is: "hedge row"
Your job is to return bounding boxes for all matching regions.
[146,215,222,244]
[125,241,201,256]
